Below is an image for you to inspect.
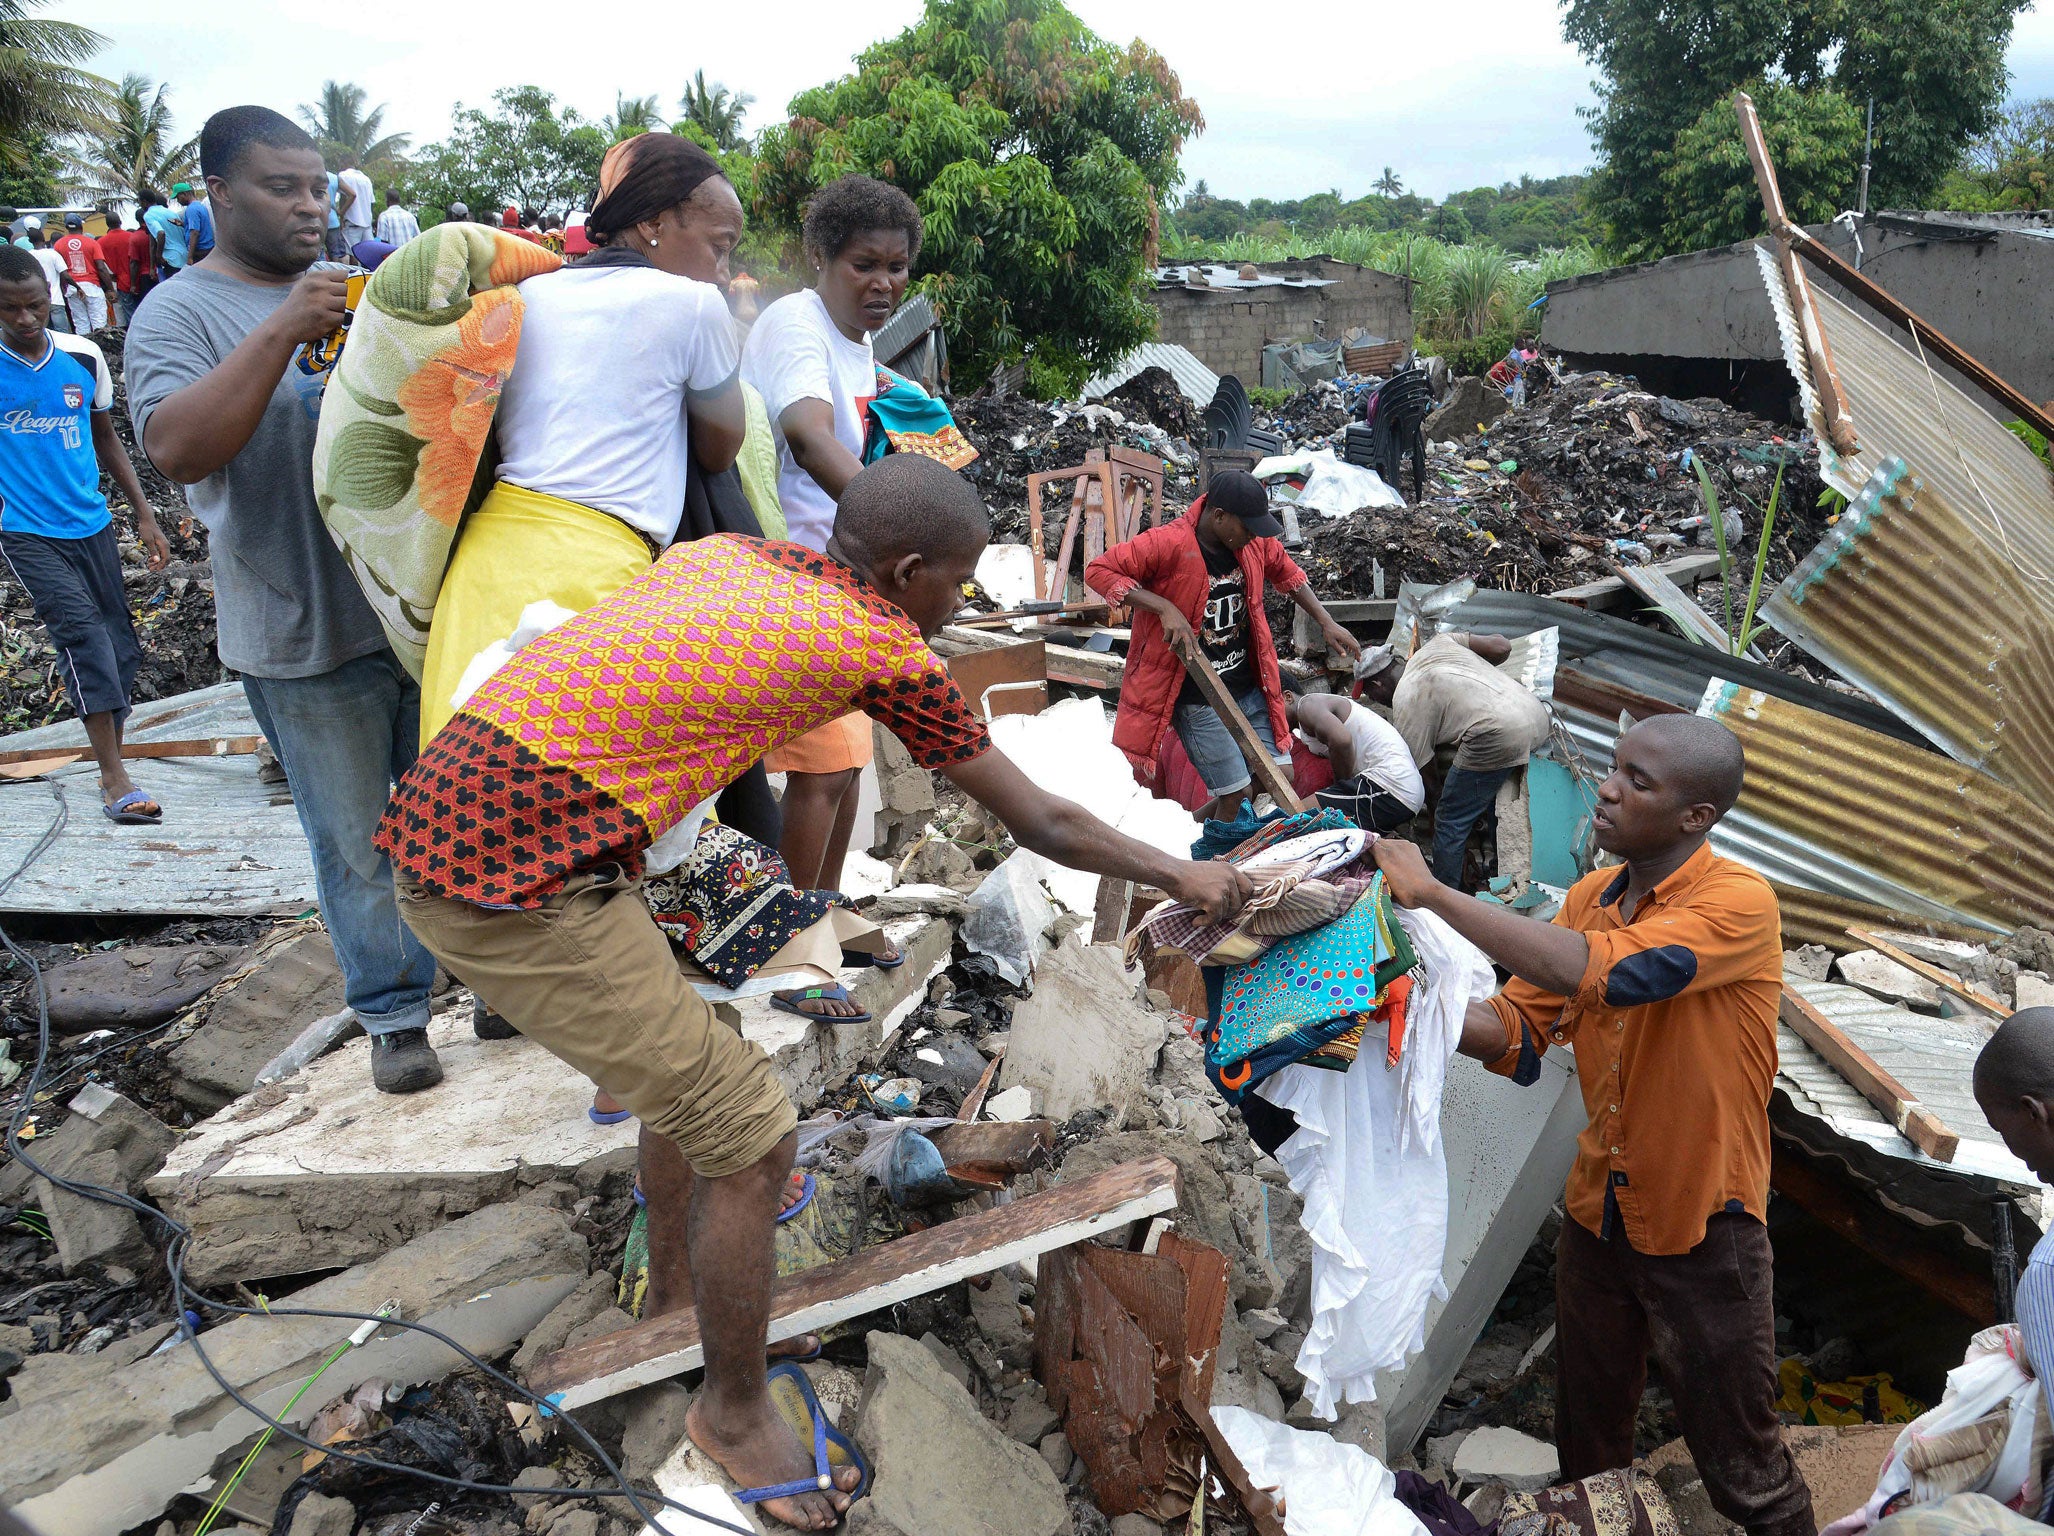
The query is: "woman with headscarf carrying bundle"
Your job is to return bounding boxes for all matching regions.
[741,174,925,979]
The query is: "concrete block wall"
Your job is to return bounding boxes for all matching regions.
[1150,258,1415,382]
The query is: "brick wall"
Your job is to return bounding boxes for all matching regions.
[1148,258,1414,381]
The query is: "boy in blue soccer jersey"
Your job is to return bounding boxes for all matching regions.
[0,243,171,823]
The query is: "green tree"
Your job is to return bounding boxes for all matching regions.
[0,129,59,204]
[603,93,662,143]
[1374,165,1403,196]
[1564,0,2029,260]
[0,0,111,175]
[61,71,195,203]
[1660,82,1863,249]
[754,0,1202,392]
[405,85,606,218]
[297,80,410,178]
[680,70,753,152]
[1939,95,2054,208]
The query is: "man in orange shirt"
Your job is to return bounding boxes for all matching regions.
[1375,712,1812,1536]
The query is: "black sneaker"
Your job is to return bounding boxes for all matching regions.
[472,998,519,1040]
[371,1028,445,1093]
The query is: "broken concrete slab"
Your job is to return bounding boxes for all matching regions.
[37,1149,154,1275]
[165,931,348,1114]
[1423,376,1510,442]
[1226,1173,1310,1321]
[870,726,939,858]
[44,944,246,1034]
[857,1330,1068,1536]
[2016,972,2054,1010]
[1,1202,586,1536]
[1000,937,1166,1128]
[1784,945,1835,983]
[1454,1425,1560,1491]
[286,1493,355,1536]
[512,1271,618,1375]
[1834,949,1941,1008]
[724,917,954,1101]
[0,1083,175,1209]
[147,1013,637,1286]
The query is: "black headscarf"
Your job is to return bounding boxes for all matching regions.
[587,132,727,246]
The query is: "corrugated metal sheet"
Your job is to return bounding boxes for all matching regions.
[1700,681,2054,931]
[1765,457,2054,807]
[1081,343,1222,411]
[1777,978,2029,1186]
[872,293,938,366]
[0,683,317,917]
[1551,700,1995,930]
[1443,588,1920,740]
[1771,884,1994,952]
[1154,264,1336,292]
[1754,241,2054,574]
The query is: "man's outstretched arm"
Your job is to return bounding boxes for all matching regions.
[944,748,1251,923]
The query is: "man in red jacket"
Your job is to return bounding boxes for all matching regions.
[1087,471,1363,819]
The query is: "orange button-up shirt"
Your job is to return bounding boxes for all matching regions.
[1484,841,1783,1256]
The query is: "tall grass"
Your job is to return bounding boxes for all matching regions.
[1166,224,1608,344]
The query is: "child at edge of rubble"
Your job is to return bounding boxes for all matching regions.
[0,243,171,824]
[373,453,1251,1534]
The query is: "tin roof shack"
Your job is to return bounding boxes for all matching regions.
[1540,212,2054,418]
[1148,257,1414,383]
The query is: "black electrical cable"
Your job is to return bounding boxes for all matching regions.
[0,781,753,1536]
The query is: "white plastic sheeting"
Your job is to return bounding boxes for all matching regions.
[1254,450,1406,516]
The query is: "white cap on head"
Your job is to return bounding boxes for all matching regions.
[1353,644,1397,680]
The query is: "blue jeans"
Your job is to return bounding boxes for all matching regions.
[1172,684,1291,799]
[243,650,436,1038]
[1433,764,1517,887]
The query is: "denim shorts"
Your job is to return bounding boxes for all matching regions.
[1172,684,1291,797]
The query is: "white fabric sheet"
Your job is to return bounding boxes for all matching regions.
[1213,1407,1429,1536]
[1256,904,1495,1418]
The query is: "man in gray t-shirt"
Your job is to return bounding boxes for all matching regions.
[125,105,443,1094]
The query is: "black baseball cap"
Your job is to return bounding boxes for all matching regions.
[1206,469,1285,538]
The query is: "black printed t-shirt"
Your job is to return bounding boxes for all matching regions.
[1179,537,1254,706]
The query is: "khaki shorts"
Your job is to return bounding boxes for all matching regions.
[396,866,797,1179]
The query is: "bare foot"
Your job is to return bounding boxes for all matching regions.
[774,987,863,1019]
[593,1088,625,1117]
[686,1395,861,1531]
[768,1333,821,1360]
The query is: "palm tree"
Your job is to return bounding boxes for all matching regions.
[1373,166,1404,197]
[297,80,409,176]
[679,70,752,152]
[603,93,661,143]
[61,72,195,202]
[0,0,113,173]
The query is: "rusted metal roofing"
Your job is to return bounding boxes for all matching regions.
[1081,343,1223,411]
[1765,456,2054,807]
[1699,680,2054,932]
[1754,241,2054,574]
[1777,978,2027,1185]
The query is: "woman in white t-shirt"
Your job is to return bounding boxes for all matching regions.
[418,132,747,748]
[740,174,923,952]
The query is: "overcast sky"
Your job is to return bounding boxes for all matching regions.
[64,0,2054,204]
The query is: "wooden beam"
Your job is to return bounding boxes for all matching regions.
[1779,988,1959,1162]
[934,625,1125,693]
[1733,89,1859,456]
[1846,928,2012,1020]
[1786,222,2054,449]
[1771,1143,1995,1325]
[0,734,263,768]
[1175,648,1304,813]
[1548,552,1725,613]
[527,1155,1182,1411]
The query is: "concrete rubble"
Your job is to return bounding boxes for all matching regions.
[5,255,2049,1536]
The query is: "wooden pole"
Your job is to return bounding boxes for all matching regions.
[1176,648,1305,813]
[1733,89,1859,456]
[1779,987,1959,1161]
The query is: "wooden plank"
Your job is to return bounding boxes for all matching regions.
[934,625,1125,692]
[528,1154,1183,1410]
[1779,988,1959,1162]
[1612,562,1733,650]
[1771,1143,1994,1325]
[1845,928,2012,1019]
[1734,89,1859,455]
[1176,648,1303,813]
[0,734,263,768]
[1548,552,1725,611]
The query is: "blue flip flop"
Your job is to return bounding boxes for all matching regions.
[589,1104,634,1126]
[778,1171,817,1225]
[102,789,162,825]
[770,984,872,1024]
[734,1361,870,1510]
[842,946,904,971]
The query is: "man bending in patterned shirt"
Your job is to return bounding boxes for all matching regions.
[376,455,1249,1531]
